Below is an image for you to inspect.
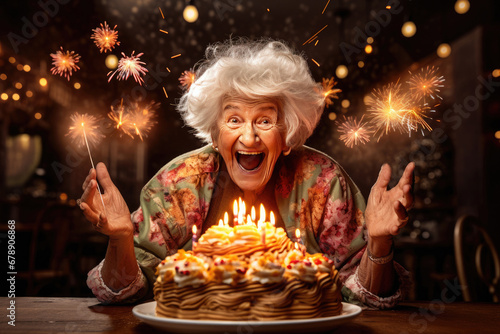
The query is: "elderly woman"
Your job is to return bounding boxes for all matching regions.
[80,39,413,308]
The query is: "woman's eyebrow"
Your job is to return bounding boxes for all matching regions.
[223,104,240,110]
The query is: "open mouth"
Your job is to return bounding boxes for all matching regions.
[236,151,265,171]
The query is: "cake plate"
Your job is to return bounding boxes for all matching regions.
[133,301,362,334]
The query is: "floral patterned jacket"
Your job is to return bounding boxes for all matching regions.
[87,145,410,308]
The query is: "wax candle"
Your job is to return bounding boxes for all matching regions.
[233,200,238,226]
[260,221,266,245]
[192,225,197,251]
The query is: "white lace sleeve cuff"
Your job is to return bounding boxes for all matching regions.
[86,259,147,304]
[343,261,412,309]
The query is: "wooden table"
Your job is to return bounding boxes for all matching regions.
[1,297,498,333]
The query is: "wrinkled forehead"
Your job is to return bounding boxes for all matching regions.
[221,95,282,111]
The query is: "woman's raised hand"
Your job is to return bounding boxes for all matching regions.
[365,162,415,248]
[79,162,133,240]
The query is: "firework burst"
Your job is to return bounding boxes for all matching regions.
[407,66,445,102]
[401,106,434,135]
[321,77,342,107]
[179,70,196,90]
[123,102,159,141]
[107,100,133,138]
[91,21,120,53]
[50,47,81,81]
[367,82,412,140]
[107,51,148,85]
[337,115,373,148]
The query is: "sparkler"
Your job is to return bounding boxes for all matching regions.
[321,77,342,107]
[123,102,159,141]
[107,100,133,138]
[337,115,373,148]
[67,113,106,211]
[401,106,434,135]
[407,66,445,102]
[366,82,411,140]
[50,47,81,81]
[107,51,148,85]
[91,21,120,53]
[179,70,196,90]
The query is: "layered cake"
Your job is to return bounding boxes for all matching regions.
[153,211,342,321]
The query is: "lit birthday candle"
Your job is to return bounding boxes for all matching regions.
[259,204,266,224]
[192,225,198,251]
[233,200,238,225]
[251,206,256,224]
[295,228,302,244]
[270,211,275,226]
[224,212,229,227]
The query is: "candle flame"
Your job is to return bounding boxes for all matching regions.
[259,204,265,223]
[295,228,301,239]
[270,211,275,226]
[218,219,223,227]
[233,200,238,216]
[294,242,298,250]
[224,212,228,226]
[251,206,256,222]
[192,225,197,234]
[246,214,252,225]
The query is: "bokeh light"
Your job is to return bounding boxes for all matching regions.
[336,65,348,79]
[455,0,470,14]
[105,54,118,69]
[437,43,451,58]
[39,78,48,87]
[183,5,199,23]
[402,21,417,37]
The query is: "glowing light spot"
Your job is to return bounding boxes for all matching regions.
[495,131,500,139]
[336,65,348,79]
[105,54,118,69]
[437,43,451,58]
[39,78,48,87]
[492,69,500,78]
[341,99,351,108]
[455,0,470,14]
[8,57,16,64]
[26,91,33,97]
[15,82,22,89]
[0,74,6,80]
[74,82,81,89]
[365,44,373,54]
[59,193,68,201]
[183,5,199,23]
[402,21,416,37]
[35,112,42,119]
[1,93,8,100]
[12,93,20,101]
[328,112,337,121]
[367,37,374,44]
[358,61,365,68]
[23,65,31,72]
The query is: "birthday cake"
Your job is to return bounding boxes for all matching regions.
[153,206,342,321]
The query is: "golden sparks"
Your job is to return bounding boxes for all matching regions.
[50,47,81,81]
[320,77,342,107]
[163,87,168,98]
[91,22,120,53]
[123,102,159,141]
[107,51,148,85]
[303,25,328,45]
[322,0,331,14]
[107,100,133,138]
[171,54,182,59]
[407,66,445,102]
[179,70,196,90]
[159,7,165,19]
[311,59,320,67]
[337,115,373,148]
[67,113,104,147]
[159,29,169,35]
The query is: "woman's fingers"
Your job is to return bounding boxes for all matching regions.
[96,162,115,193]
[373,163,392,190]
[80,202,99,224]
[82,168,95,191]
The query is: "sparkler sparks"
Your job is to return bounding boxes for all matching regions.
[179,70,196,90]
[107,100,133,138]
[107,51,148,85]
[407,66,445,102]
[50,47,81,81]
[337,115,372,148]
[122,102,159,141]
[366,82,411,140]
[91,22,120,53]
[321,77,342,107]
[67,113,104,147]
[401,106,434,135]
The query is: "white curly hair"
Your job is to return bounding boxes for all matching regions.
[176,38,326,149]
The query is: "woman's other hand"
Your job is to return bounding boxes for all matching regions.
[79,162,133,240]
[365,162,415,254]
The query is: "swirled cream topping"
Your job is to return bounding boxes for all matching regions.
[211,255,248,285]
[306,253,334,273]
[247,252,285,284]
[157,250,208,287]
[198,225,233,245]
[284,249,318,283]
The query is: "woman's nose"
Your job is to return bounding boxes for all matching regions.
[239,122,259,146]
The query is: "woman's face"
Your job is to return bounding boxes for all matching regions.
[214,98,285,194]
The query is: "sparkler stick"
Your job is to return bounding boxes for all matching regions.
[82,123,106,213]
[67,113,106,212]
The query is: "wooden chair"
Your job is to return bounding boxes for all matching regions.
[454,215,500,302]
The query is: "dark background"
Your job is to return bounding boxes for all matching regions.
[0,0,499,301]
